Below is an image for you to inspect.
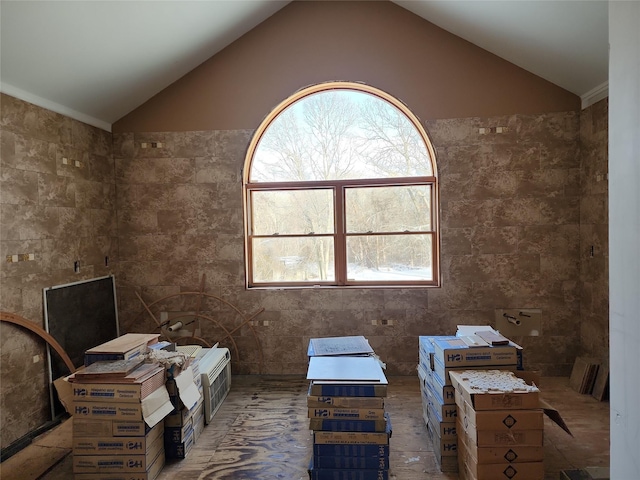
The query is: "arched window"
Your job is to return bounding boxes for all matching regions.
[243,82,439,287]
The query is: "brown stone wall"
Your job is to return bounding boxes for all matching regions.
[0,94,115,449]
[579,99,609,361]
[1,93,605,451]
[114,109,583,378]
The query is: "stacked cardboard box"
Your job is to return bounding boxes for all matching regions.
[418,336,459,473]
[306,344,391,480]
[84,333,159,366]
[69,357,174,480]
[164,362,203,460]
[189,351,206,443]
[419,330,525,474]
[450,370,543,480]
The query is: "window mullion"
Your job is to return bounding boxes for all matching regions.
[335,186,346,285]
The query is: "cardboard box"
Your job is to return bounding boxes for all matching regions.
[459,429,544,464]
[164,426,194,459]
[84,343,148,367]
[308,407,386,420]
[460,455,543,480]
[164,419,193,444]
[69,366,166,403]
[73,419,147,438]
[166,366,201,411]
[425,379,457,422]
[164,396,203,427]
[74,418,150,437]
[309,416,387,432]
[434,358,518,387]
[428,364,456,405]
[456,396,543,431]
[54,375,75,413]
[72,385,174,428]
[313,417,391,445]
[426,415,458,457]
[420,390,429,427]
[418,336,435,372]
[457,418,543,447]
[72,434,164,473]
[73,421,163,454]
[449,371,539,411]
[426,417,458,473]
[193,410,205,442]
[427,401,457,440]
[417,362,429,393]
[307,393,385,409]
[72,450,165,480]
[433,337,518,368]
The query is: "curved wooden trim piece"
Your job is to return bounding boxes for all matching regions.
[0,311,77,373]
[134,288,265,373]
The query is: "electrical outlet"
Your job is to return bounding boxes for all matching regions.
[372,319,394,326]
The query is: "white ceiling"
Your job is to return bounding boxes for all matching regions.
[0,1,609,131]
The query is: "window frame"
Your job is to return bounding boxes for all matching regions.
[242,82,440,288]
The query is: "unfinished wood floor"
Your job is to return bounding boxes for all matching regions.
[27,375,609,480]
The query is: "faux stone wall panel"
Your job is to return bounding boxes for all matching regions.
[579,99,609,362]
[0,94,115,450]
[471,226,519,254]
[111,111,574,377]
[0,167,39,205]
[1,95,606,450]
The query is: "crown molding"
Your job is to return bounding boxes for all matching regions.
[0,83,111,132]
[581,81,609,110]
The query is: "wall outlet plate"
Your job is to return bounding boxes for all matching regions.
[495,308,542,337]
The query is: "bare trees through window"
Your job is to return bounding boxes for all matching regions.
[244,83,439,287]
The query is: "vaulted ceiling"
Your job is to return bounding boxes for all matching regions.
[0,1,608,131]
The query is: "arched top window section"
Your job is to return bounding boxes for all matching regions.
[243,82,440,288]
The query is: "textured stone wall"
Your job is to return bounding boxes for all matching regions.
[579,99,609,361]
[0,94,115,449]
[1,93,606,451]
[114,110,584,378]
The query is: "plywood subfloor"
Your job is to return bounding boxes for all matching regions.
[0,418,72,480]
[22,375,609,480]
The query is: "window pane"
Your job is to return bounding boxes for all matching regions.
[251,189,334,235]
[345,185,432,233]
[346,234,433,281]
[252,237,335,283]
[250,89,433,182]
